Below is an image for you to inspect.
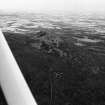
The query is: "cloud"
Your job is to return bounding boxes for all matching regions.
[0,0,105,13]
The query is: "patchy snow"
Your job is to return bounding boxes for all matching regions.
[73,36,103,43]
[74,42,85,46]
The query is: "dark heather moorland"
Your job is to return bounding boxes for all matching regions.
[1,13,105,105]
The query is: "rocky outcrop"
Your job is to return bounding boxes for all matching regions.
[28,31,68,57]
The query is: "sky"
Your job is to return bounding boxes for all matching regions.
[0,0,105,13]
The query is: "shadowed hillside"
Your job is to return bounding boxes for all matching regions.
[1,31,105,105]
